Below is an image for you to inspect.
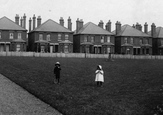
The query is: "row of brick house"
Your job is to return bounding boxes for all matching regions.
[0,14,163,55]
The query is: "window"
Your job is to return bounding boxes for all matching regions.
[0,32,1,39]
[18,33,21,39]
[10,33,14,39]
[124,38,127,43]
[161,39,163,45]
[16,44,20,51]
[131,38,133,44]
[91,36,94,42]
[146,38,149,44]
[65,34,69,41]
[140,39,143,44]
[39,34,43,40]
[64,45,68,53]
[101,36,104,43]
[107,36,110,42]
[46,34,50,41]
[58,34,61,41]
[84,36,87,42]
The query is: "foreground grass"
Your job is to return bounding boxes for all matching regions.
[0,57,163,115]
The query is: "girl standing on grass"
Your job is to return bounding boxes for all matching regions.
[54,62,61,84]
[95,65,104,87]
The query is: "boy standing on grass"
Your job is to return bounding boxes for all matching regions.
[95,65,104,87]
[54,62,61,84]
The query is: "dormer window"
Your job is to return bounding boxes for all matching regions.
[101,36,104,43]
[10,33,14,39]
[58,34,61,41]
[18,33,21,39]
[39,34,43,40]
[46,34,50,41]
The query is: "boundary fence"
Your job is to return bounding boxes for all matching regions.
[0,52,163,59]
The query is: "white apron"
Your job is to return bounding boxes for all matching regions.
[95,70,104,82]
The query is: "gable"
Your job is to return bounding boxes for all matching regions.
[32,19,72,33]
[76,22,114,35]
[0,16,26,31]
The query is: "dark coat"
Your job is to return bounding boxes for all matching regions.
[54,65,61,78]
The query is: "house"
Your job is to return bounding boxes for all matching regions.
[148,24,163,55]
[0,15,27,52]
[28,15,73,53]
[73,19,114,54]
[114,22,152,55]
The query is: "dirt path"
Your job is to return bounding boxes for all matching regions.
[0,74,62,115]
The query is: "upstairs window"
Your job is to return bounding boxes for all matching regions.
[161,39,163,45]
[130,38,133,44]
[91,36,94,42]
[39,34,43,40]
[10,33,14,39]
[84,36,88,42]
[65,34,69,41]
[140,39,143,44]
[146,38,149,44]
[107,36,110,42]
[18,33,21,39]
[58,34,61,41]
[124,37,127,43]
[46,34,50,41]
[101,36,104,43]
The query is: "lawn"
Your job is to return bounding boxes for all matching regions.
[0,56,163,115]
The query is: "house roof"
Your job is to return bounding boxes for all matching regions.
[31,19,72,33]
[0,16,27,31]
[75,22,114,35]
[112,24,150,37]
[148,27,163,38]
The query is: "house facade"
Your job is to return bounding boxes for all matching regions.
[73,19,115,54]
[114,22,152,55]
[28,16,73,53]
[0,15,27,52]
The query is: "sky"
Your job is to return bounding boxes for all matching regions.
[0,0,163,31]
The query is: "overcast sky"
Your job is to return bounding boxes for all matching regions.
[0,0,163,31]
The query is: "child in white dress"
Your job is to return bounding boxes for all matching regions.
[95,65,104,87]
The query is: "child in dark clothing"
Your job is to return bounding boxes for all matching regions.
[54,62,61,84]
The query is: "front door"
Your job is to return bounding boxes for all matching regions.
[6,45,9,52]
[41,46,45,53]
[50,46,53,53]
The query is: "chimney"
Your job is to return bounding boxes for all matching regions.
[136,23,139,30]
[144,22,148,34]
[132,24,135,28]
[79,19,83,30]
[98,20,103,28]
[107,20,111,32]
[20,17,23,27]
[139,24,142,31]
[29,18,32,32]
[15,14,19,25]
[76,18,80,33]
[116,21,121,35]
[33,14,36,30]
[23,14,26,29]
[151,23,156,37]
[37,16,41,27]
[68,17,72,31]
[59,17,64,26]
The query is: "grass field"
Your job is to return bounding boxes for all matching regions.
[0,57,163,115]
